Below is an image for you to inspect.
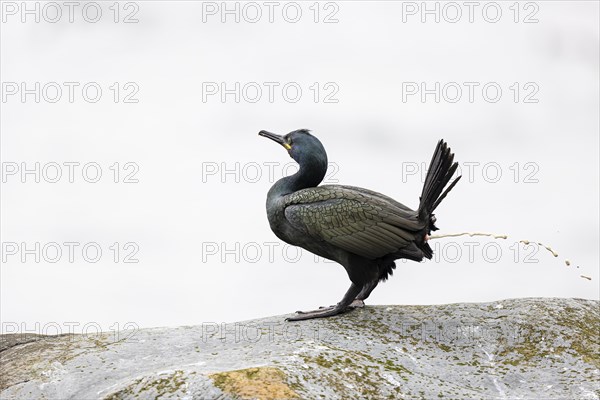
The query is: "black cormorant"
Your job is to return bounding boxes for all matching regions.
[259,129,461,321]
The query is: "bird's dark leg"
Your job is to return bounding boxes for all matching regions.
[352,280,379,307]
[286,283,362,321]
[356,281,376,300]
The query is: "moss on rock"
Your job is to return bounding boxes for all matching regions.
[209,367,298,400]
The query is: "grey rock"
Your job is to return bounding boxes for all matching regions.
[1,298,598,399]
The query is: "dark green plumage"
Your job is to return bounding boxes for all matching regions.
[284,185,421,259]
[259,129,461,321]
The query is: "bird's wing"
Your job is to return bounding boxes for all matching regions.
[283,185,425,259]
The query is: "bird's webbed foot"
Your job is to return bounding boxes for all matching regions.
[286,304,352,321]
[293,299,364,316]
[294,305,335,314]
[286,283,363,322]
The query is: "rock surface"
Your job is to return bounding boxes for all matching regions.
[1,298,598,399]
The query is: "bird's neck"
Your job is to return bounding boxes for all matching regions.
[268,160,327,199]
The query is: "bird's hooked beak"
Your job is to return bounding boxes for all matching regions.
[259,130,292,150]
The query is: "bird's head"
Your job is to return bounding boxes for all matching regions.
[259,129,328,172]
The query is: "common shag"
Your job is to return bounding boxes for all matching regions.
[259,129,461,321]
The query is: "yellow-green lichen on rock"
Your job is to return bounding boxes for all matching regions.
[209,367,299,400]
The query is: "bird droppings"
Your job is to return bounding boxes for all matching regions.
[519,240,559,258]
[429,232,508,240]
[209,367,299,399]
[430,232,592,281]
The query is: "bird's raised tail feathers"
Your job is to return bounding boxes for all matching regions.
[418,140,461,227]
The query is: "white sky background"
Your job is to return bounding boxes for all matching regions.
[1,1,599,333]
